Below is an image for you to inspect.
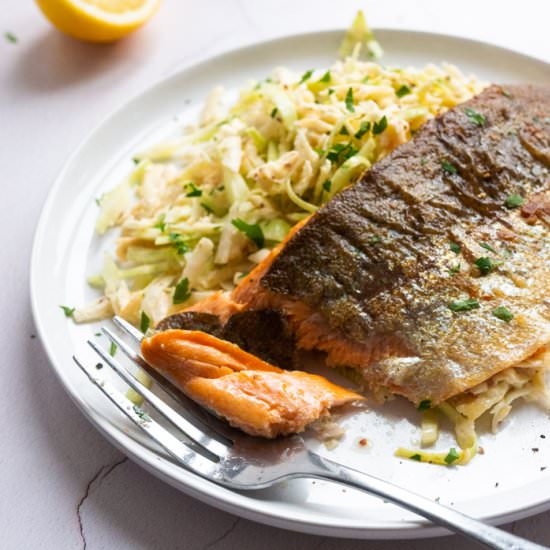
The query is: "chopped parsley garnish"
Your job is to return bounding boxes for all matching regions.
[493,306,513,323]
[480,242,497,254]
[5,31,17,44]
[354,121,371,139]
[173,277,191,305]
[448,263,461,275]
[449,242,461,254]
[504,194,524,209]
[418,400,432,411]
[231,218,264,248]
[475,256,498,276]
[270,107,278,118]
[345,87,355,112]
[299,69,313,84]
[441,159,458,175]
[319,70,331,83]
[95,197,102,206]
[396,84,411,98]
[420,158,428,166]
[410,454,422,461]
[185,182,202,197]
[322,180,332,192]
[169,233,189,255]
[501,89,513,99]
[60,305,75,318]
[444,447,460,465]
[339,126,350,136]
[328,88,335,95]
[140,311,150,334]
[326,142,358,164]
[362,75,370,83]
[154,214,166,232]
[369,235,382,245]
[132,405,151,422]
[449,299,480,312]
[109,342,117,357]
[464,107,486,127]
[132,157,140,165]
[372,115,388,135]
[200,202,213,214]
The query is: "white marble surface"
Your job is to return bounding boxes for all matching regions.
[2,0,550,548]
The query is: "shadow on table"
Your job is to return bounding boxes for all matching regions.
[11,29,142,92]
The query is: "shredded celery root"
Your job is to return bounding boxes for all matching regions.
[395,347,550,466]
[76,45,484,326]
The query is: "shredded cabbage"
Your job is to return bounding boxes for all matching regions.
[339,10,383,60]
[126,368,153,406]
[77,13,484,326]
[420,409,439,447]
[396,350,550,466]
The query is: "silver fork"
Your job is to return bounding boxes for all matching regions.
[73,316,546,550]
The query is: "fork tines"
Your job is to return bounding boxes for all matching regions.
[73,316,233,478]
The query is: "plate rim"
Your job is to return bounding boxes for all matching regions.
[30,26,550,539]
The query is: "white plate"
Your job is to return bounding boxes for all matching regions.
[31,29,550,539]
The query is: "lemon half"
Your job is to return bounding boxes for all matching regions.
[36,0,161,43]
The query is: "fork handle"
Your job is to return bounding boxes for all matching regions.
[316,456,546,550]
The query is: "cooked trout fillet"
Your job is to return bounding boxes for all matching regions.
[237,84,550,404]
[141,330,362,437]
[163,84,550,407]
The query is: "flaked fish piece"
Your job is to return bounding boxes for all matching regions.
[141,330,362,438]
[161,84,550,409]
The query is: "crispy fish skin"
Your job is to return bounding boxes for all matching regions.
[141,330,362,438]
[235,84,550,404]
[157,308,296,369]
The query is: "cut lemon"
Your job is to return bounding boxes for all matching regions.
[35,0,161,43]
